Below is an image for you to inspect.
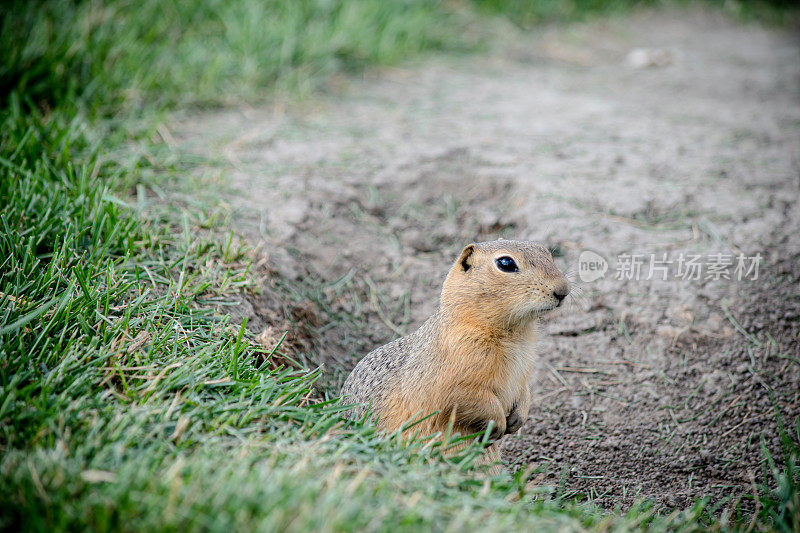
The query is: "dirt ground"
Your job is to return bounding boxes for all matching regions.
[172,8,800,509]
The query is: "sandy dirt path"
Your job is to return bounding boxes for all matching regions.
[174,8,800,508]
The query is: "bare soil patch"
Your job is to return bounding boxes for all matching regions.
[173,9,800,508]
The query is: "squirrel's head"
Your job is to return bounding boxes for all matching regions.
[441,240,569,331]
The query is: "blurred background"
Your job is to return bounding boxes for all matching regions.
[2,0,794,111]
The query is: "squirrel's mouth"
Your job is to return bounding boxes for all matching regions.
[510,300,561,324]
[530,303,559,316]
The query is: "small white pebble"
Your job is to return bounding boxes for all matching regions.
[626,48,675,69]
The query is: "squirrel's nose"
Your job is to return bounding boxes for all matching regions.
[553,284,569,305]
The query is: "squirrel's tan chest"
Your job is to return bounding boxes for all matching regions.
[381,322,539,433]
[494,337,537,410]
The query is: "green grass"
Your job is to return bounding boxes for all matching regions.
[1,0,473,111]
[469,0,798,27]
[1,0,798,531]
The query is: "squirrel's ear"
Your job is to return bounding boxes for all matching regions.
[457,244,476,272]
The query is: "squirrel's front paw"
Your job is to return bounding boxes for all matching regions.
[487,419,505,442]
[505,401,525,435]
[461,416,505,443]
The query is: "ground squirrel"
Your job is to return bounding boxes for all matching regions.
[341,240,569,461]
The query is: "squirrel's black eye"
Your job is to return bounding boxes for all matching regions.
[495,256,519,273]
